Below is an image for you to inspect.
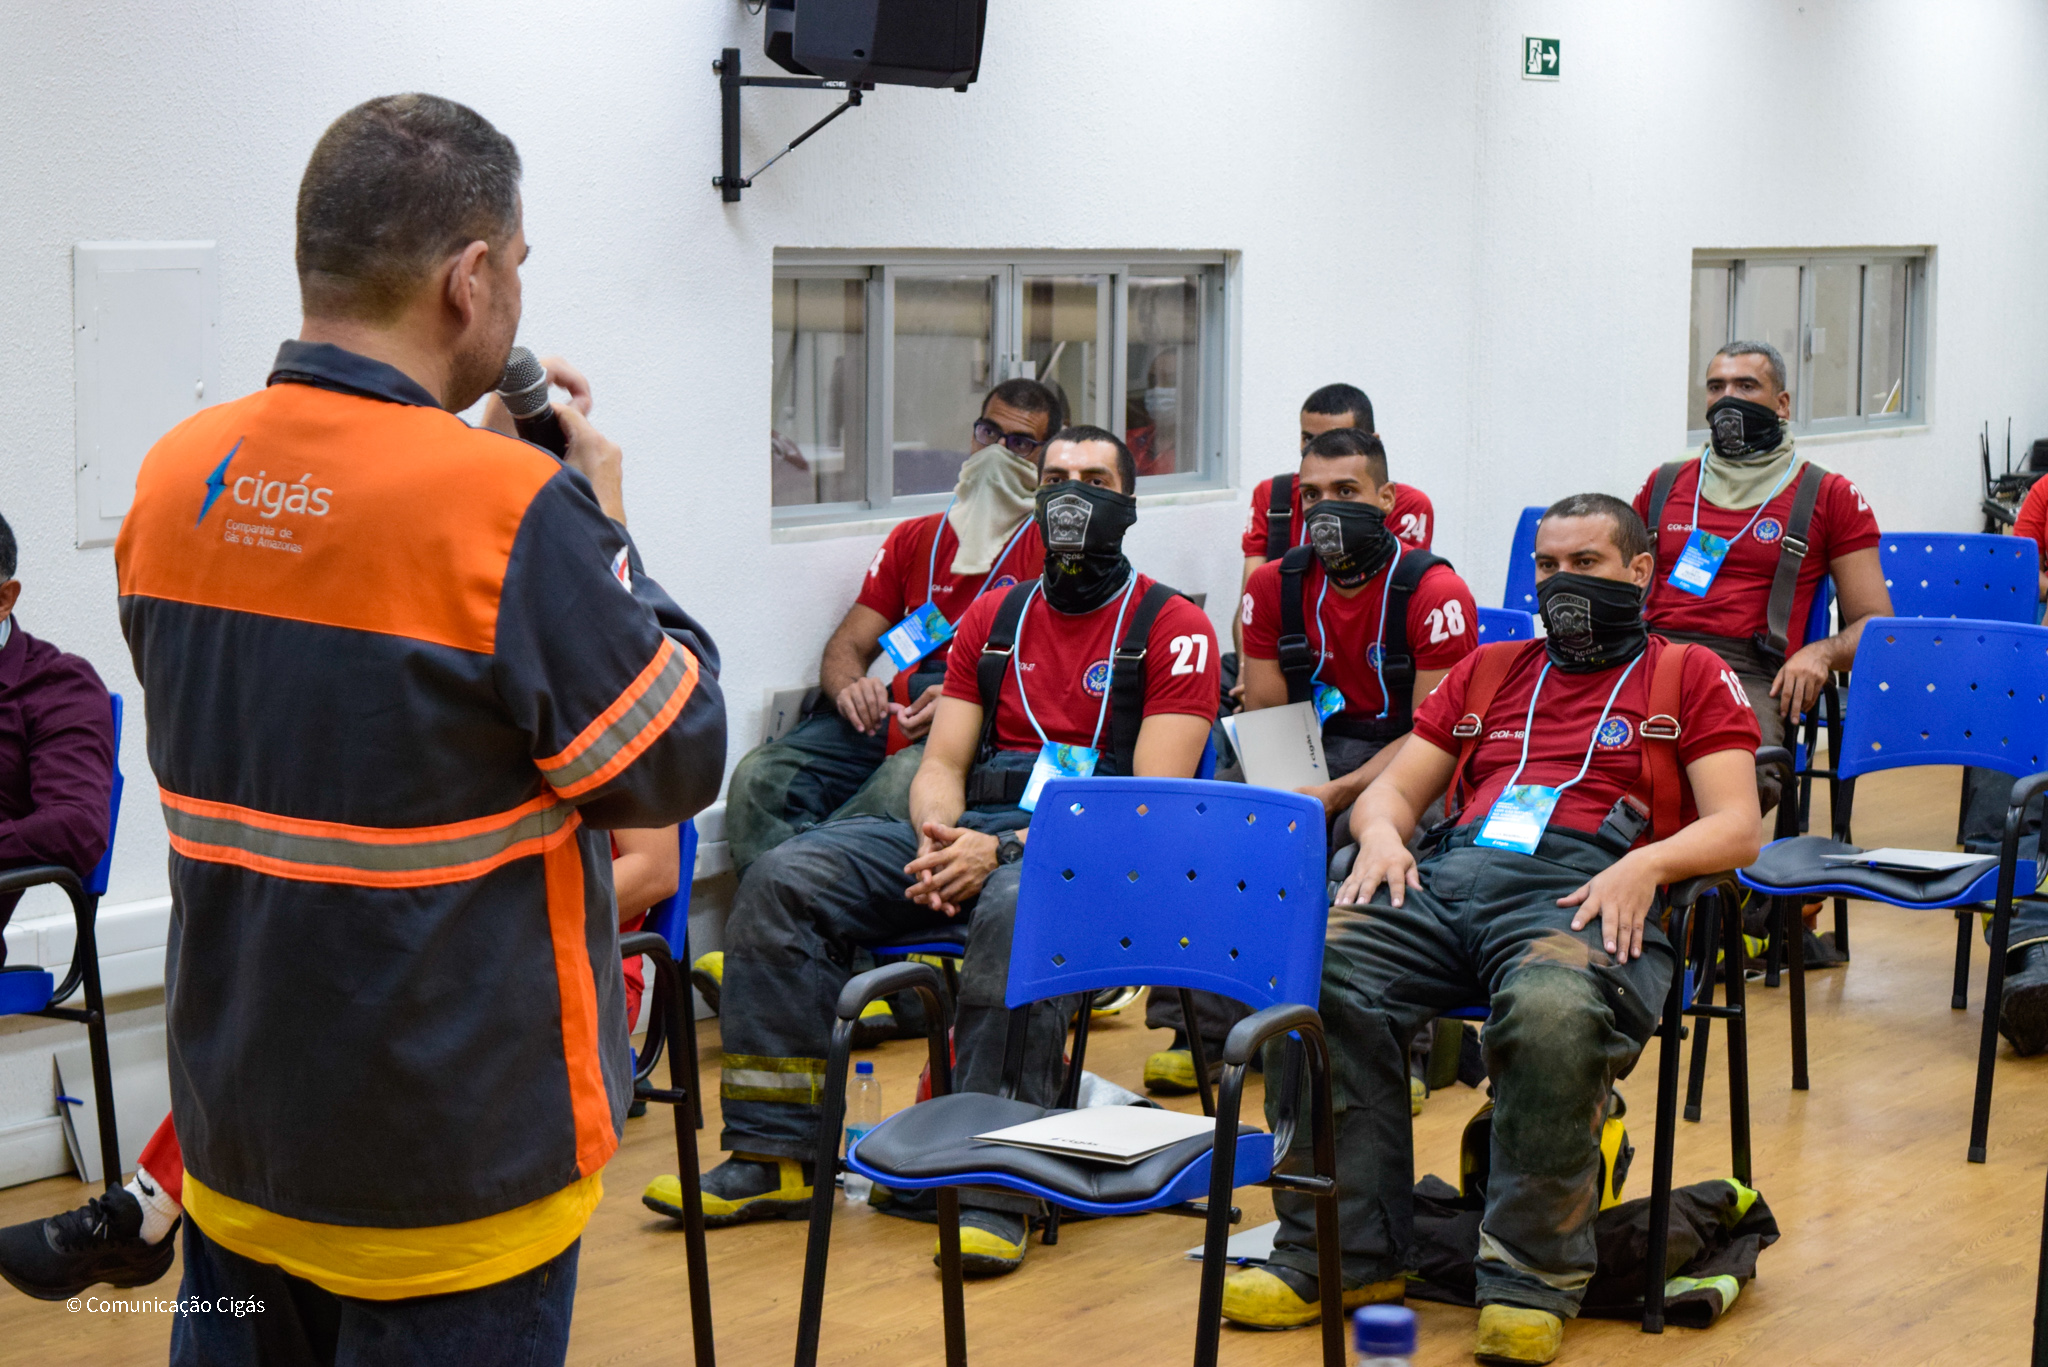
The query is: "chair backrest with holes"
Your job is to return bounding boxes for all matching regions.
[1879,534,2039,623]
[1007,778,1328,1012]
[1838,618,2048,781]
[1477,606,1536,643]
[1502,506,1545,613]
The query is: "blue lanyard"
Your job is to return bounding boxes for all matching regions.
[1497,654,1645,797]
[1308,543,1402,720]
[1011,575,1139,752]
[1688,454,1795,548]
[925,506,1032,613]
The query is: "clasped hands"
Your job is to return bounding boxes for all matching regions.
[836,679,944,740]
[903,822,1001,917]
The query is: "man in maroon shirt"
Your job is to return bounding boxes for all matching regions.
[722,378,1062,877]
[1221,495,1761,1366]
[0,511,116,967]
[642,427,1220,1281]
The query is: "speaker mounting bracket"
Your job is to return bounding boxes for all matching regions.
[714,47,872,203]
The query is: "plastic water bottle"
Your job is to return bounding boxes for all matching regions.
[1353,1305,1416,1365]
[843,1060,880,1205]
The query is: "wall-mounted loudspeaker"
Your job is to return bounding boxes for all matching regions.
[764,0,987,90]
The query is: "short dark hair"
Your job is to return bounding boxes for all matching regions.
[1713,340,1788,393]
[0,511,14,581]
[1040,423,1137,494]
[297,94,522,323]
[1301,382,1375,433]
[1301,428,1389,486]
[1541,492,1654,562]
[982,378,1066,441]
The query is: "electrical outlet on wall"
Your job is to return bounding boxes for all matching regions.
[761,685,818,746]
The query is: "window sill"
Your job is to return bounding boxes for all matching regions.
[770,485,1241,544]
[1683,423,1930,451]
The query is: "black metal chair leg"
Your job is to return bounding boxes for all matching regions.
[1179,988,1217,1118]
[682,922,704,1128]
[1971,895,2017,1164]
[1192,1064,1245,1367]
[1786,897,1809,1091]
[2033,1150,2048,1364]
[1832,896,1850,959]
[795,1019,856,1367]
[1764,892,1783,990]
[1721,895,1753,1186]
[1641,917,1688,1335]
[1954,910,1976,1010]
[1683,902,1716,1124]
[935,1188,968,1367]
[74,905,122,1195]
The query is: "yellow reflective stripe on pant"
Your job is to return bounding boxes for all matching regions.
[721,1053,827,1104]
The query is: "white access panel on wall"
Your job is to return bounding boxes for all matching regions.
[73,241,219,548]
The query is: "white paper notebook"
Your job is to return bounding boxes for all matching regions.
[974,1106,1219,1166]
[1222,701,1328,792]
[1819,847,1990,874]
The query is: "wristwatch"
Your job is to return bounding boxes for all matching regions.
[996,832,1027,866]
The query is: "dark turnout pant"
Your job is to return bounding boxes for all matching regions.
[717,752,1078,1210]
[1265,825,1673,1318]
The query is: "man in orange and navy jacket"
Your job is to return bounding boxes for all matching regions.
[112,94,724,1365]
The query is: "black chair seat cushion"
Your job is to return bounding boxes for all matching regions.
[849,1091,1272,1214]
[868,923,971,954]
[1743,836,2002,905]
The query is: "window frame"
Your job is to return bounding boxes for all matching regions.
[772,249,1232,529]
[1687,248,1930,444]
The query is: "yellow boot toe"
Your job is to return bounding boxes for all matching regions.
[1219,1266,1404,1329]
[1474,1304,1564,1364]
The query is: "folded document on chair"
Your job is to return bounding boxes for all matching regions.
[1818,847,1990,874]
[974,1107,1220,1165]
[1220,701,1328,792]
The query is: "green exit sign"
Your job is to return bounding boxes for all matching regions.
[1523,36,1560,80]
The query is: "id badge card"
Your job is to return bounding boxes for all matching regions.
[1666,529,1730,598]
[880,602,955,671]
[1312,683,1346,726]
[1020,742,1098,812]
[1474,784,1561,855]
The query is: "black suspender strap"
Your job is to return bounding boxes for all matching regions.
[1265,474,1295,560]
[1274,546,1319,705]
[972,583,1037,765]
[1105,582,1181,777]
[1756,462,1826,660]
[1374,549,1447,734]
[1646,459,1687,543]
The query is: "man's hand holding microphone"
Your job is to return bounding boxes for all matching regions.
[483,349,627,526]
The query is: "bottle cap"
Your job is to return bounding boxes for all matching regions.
[855,1061,874,1075]
[1353,1304,1416,1355]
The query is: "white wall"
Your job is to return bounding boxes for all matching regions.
[1,0,2044,1037]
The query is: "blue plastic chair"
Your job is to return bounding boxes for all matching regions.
[1740,618,2048,1163]
[1880,533,2040,621]
[1476,606,1536,643]
[1501,505,1545,613]
[0,694,124,1191]
[798,779,1344,1367]
[617,817,715,1367]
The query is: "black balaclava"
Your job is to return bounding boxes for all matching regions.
[1304,499,1400,588]
[1536,572,1650,673]
[1705,396,1784,461]
[1035,482,1138,613]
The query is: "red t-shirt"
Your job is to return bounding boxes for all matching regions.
[2014,478,2048,565]
[1239,555,1477,723]
[1412,637,1761,837]
[942,574,1221,755]
[1631,459,1880,653]
[1240,477,1435,557]
[854,511,1046,665]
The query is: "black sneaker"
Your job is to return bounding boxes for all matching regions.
[2001,945,2048,1057]
[1802,927,1848,968]
[0,1189,177,1300]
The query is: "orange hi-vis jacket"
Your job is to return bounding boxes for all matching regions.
[114,342,726,1299]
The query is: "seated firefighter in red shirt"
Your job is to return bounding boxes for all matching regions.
[1631,340,1889,819]
[640,427,1220,1280]
[1141,428,1477,1098]
[1221,495,1761,1367]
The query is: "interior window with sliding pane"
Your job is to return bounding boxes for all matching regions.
[1807,261,1862,421]
[1688,265,1732,430]
[1022,275,1105,428]
[770,277,867,509]
[1864,260,1910,417]
[893,275,996,498]
[1738,262,1802,413]
[1126,275,1205,479]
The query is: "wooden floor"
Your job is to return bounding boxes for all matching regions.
[4,765,2047,1365]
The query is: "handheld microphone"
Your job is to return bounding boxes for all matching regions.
[495,346,568,457]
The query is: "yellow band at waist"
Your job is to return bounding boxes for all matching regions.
[182,1170,602,1301]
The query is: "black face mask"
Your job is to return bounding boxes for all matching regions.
[1536,572,1649,673]
[1705,396,1784,461]
[1303,499,1399,588]
[1035,481,1137,613]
